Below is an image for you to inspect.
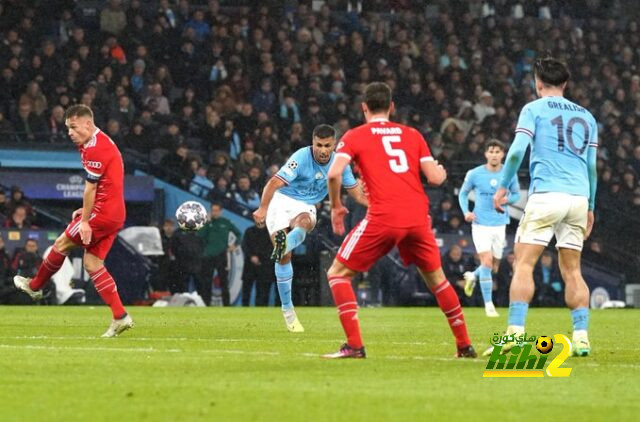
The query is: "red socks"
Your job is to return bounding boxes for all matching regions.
[89,267,126,319]
[328,275,363,349]
[432,280,471,348]
[29,247,69,290]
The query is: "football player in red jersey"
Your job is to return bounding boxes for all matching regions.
[14,105,133,337]
[323,82,476,358]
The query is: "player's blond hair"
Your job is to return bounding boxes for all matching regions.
[64,104,94,120]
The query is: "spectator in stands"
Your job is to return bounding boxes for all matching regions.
[279,89,301,132]
[160,144,193,188]
[47,105,66,143]
[433,196,456,233]
[0,234,31,305]
[154,218,175,292]
[123,121,151,153]
[440,213,467,235]
[143,81,171,115]
[235,145,264,175]
[109,94,136,127]
[183,9,211,42]
[241,224,275,306]
[533,251,564,307]
[0,111,15,138]
[160,121,185,150]
[442,245,477,305]
[4,205,33,229]
[209,175,233,205]
[473,91,495,124]
[190,166,213,198]
[9,185,35,217]
[105,119,123,145]
[0,235,10,281]
[247,166,265,192]
[12,238,41,279]
[100,0,127,36]
[12,101,48,142]
[0,190,8,217]
[233,174,260,212]
[197,202,241,306]
[200,108,226,155]
[252,78,277,115]
[19,81,48,116]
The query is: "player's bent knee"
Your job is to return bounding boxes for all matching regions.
[83,254,104,273]
[293,214,314,231]
[54,234,76,253]
[327,260,353,278]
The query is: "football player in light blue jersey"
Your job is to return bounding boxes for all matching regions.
[458,140,521,317]
[253,124,368,332]
[487,57,598,357]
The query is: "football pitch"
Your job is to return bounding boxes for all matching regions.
[1,306,638,421]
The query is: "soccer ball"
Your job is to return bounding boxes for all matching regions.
[535,336,554,354]
[176,201,207,231]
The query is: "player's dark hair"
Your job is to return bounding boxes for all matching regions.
[64,104,93,120]
[211,201,223,209]
[312,124,336,140]
[363,82,392,113]
[485,139,506,151]
[534,56,570,86]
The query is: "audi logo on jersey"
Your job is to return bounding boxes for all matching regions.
[85,160,103,169]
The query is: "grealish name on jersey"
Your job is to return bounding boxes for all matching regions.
[371,127,402,135]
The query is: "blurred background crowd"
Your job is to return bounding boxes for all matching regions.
[1,0,638,305]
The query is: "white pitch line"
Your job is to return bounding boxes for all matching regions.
[1,340,637,367]
[0,343,485,363]
[0,335,434,346]
[0,344,181,353]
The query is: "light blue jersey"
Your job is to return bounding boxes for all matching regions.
[504,96,598,200]
[459,165,520,226]
[275,146,358,205]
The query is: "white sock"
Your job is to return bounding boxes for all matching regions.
[507,325,524,335]
[573,329,588,339]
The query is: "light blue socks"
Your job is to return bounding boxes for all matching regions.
[478,265,493,305]
[571,307,589,331]
[275,262,293,311]
[508,301,529,328]
[285,227,307,254]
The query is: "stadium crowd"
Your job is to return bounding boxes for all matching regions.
[1,0,639,303]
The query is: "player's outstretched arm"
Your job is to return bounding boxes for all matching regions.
[507,176,522,205]
[586,138,598,239]
[421,159,447,186]
[252,176,285,227]
[80,181,97,245]
[328,154,350,235]
[346,182,368,208]
[495,132,529,213]
[458,172,475,222]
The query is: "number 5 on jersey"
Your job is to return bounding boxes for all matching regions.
[382,135,409,173]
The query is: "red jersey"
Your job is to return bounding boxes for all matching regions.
[336,119,433,227]
[79,129,126,222]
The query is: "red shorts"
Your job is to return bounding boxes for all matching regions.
[64,214,123,260]
[336,217,442,272]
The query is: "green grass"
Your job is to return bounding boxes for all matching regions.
[0,306,638,421]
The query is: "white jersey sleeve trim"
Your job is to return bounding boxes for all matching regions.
[335,152,352,161]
